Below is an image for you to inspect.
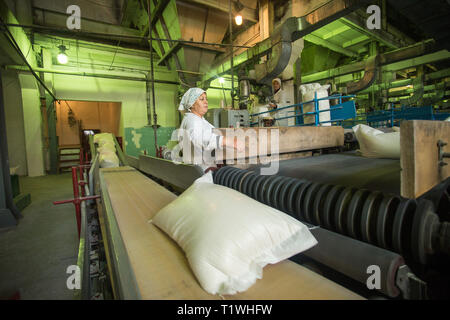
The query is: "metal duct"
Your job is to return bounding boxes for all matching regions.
[254,17,299,84]
[209,0,372,85]
[346,55,380,93]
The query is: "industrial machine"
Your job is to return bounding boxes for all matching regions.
[71,118,450,300]
[205,109,250,128]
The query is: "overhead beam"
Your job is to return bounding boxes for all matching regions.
[141,0,171,36]
[157,42,181,66]
[341,11,415,49]
[183,0,258,23]
[342,35,368,48]
[322,24,351,39]
[304,33,358,57]
[383,50,450,73]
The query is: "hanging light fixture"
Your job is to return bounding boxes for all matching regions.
[235,14,243,26]
[57,45,68,64]
[234,0,244,25]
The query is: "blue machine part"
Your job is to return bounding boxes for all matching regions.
[330,101,357,122]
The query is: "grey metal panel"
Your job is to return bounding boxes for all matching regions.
[126,155,139,169]
[0,70,20,227]
[205,108,222,128]
[138,155,204,190]
[74,201,90,300]
[219,109,250,128]
[99,171,141,300]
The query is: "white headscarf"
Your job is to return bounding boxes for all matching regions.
[272,78,282,93]
[178,87,206,111]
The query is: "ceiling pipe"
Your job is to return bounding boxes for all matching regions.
[4,65,180,85]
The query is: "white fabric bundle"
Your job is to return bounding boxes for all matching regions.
[99,151,119,168]
[300,83,331,126]
[93,133,114,145]
[151,172,317,295]
[98,142,116,154]
[94,133,119,168]
[353,124,400,159]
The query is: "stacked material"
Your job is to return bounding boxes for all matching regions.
[300,83,331,126]
[94,133,119,168]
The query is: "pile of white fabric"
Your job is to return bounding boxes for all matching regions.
[93,133,120,168]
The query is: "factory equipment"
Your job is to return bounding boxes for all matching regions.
[238,78,251,110]
[212,165,449,299]
[70,120,449,300]
[204,108,222,128]
[205,109,250,128]
[220,109,249,128]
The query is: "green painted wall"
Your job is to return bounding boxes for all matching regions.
[1,70,28,176]
[50,69,179,159]
[124,126,175,157]
[18,74,45,177]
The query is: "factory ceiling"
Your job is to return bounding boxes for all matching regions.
[0,0,449,103]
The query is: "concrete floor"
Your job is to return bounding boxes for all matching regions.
[0,173,79,300]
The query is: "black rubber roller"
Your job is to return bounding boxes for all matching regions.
[213,166,447,265]
[303,224,405,298]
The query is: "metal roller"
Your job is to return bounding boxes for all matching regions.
[214,167,450,265]
[302,224,406,298]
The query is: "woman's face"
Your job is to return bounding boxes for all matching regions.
[273,81,280,91]
[190,93,208,117]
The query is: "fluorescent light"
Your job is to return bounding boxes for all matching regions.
[218,77,225,84]
[235,15,243,26]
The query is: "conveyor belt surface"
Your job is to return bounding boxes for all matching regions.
[249,152,401,195]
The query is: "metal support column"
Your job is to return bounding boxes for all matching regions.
[0,72,22,228]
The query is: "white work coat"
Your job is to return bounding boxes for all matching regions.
[272,89,292,126]
[273,88,286,105]
[178,112,223,169]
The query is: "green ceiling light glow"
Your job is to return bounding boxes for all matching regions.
[57,45,68,64]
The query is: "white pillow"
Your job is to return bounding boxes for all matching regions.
[353,124,400,159]
[151,172,317,295]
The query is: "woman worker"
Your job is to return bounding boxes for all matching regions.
[269,78,291,127]
[269,78,286,110]
[177,87,243,170]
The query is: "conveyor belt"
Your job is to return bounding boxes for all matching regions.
[97,166,364,299]
[247,152,401,195]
